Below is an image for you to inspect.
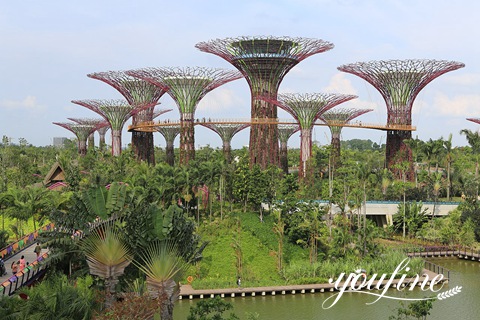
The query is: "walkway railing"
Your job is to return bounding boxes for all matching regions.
[0,223,54,260]
[1,252,49,296]
[423,260,450,280]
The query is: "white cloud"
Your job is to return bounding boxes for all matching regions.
[434,93,480,117]
[0,96,46,111]
[321,73,358,94]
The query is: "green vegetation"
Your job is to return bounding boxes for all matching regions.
[0,134,479,319]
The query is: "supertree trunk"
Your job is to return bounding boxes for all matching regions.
[88,133,95,151]
[223,140,232,163]
[331,132,341,166]
[250,91,279,169]
[386,130,414,179]
[78,139,87,156]
[299,128,312,178]
[112,130,122,157]
[132,131,155,164]
[166,142,175,166]
[98,130,107,151]
[279,141,289,174]
[180,113,195,165]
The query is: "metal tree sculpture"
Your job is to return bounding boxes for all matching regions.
[53,122,98,155]
[87,71,168,164]
[68,117,109,150]
[319,108,373,166]
[277,124,300,174]
[196,36,334,169]
[199,123,250,162]
[264,93,357,178]
[71,99,149,156]
[338,59,465,179]
[156,125,181,166]
[127,67,242,165]
[467,118,480,126]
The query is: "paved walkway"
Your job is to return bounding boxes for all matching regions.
[0,243,42,284]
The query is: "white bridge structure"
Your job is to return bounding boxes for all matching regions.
[315,200,460,227]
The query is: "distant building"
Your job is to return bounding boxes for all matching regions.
[53,137,68,148]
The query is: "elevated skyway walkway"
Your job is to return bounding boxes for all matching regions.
[128,118,416,132]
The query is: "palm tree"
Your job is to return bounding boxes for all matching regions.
[443,134,453,201]
[460,129,480,199]
[134,241,188,320]
[81,223,132,309]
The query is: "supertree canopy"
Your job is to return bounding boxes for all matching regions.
[196,36,334,169]
[87,71,168,164]
[264,93,357,178]
[71,99,148,156]
[53,122,99,155]
[338,59,464,179]
[277,124,300,174]
[319,108,373,166]
[156,125,181,166]
[199,123,250,162]
[467,118,480,125]
[127,67,242,165]
[68,117,109,150]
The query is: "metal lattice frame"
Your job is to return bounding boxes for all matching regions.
[87,71,169,164]
[127,67,242,165]
[467,118,480,125]
[264,93,357,177]
[200,123,250,162]
[71,99,148,156]
[53,122,98,155]
[319,108,373,164]
[68,117,109,150]
[278,124,300,174]
[156,125,181,166]
[338,59,464,178]
[196,36,334,169]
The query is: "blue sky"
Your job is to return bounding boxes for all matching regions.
[1,0,479,149]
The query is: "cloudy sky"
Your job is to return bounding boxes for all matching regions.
[1,0,479,149]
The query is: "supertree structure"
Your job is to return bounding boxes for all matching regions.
[87,71,168,164]
[71,99,149,156]
[96,125,110,152]
[338,59,464,179]
[68,117,109,150]
[199,123,250,163]
[263,93,357,178]
[318,108,373,166]
[195,36,334,169]
[277,124,300,174]
[156,125,181,166]
[53,122,98,155]
[127,67,242,165]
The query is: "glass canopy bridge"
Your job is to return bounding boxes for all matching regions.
[128,118,416,132]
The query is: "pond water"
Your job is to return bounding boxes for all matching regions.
[174,258,479,319]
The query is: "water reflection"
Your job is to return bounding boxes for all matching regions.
[175,258,479,320]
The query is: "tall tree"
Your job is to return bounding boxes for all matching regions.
[460,129,480,199]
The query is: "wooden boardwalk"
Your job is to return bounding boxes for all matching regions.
[178,268,444,300]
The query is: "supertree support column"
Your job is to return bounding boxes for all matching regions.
[263,93,357,178]
[199,123,250,163]
[277,124,300,174]
[87,71,169,164]
[71,99,150,156]
[319,108,373,167]
[127,67,242,166]
[53,122,98,156]
[68,117,109,150]
[196,36,334,169]
[338,59,464,179]
[96,125,110,152]
[156,125,181,166]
